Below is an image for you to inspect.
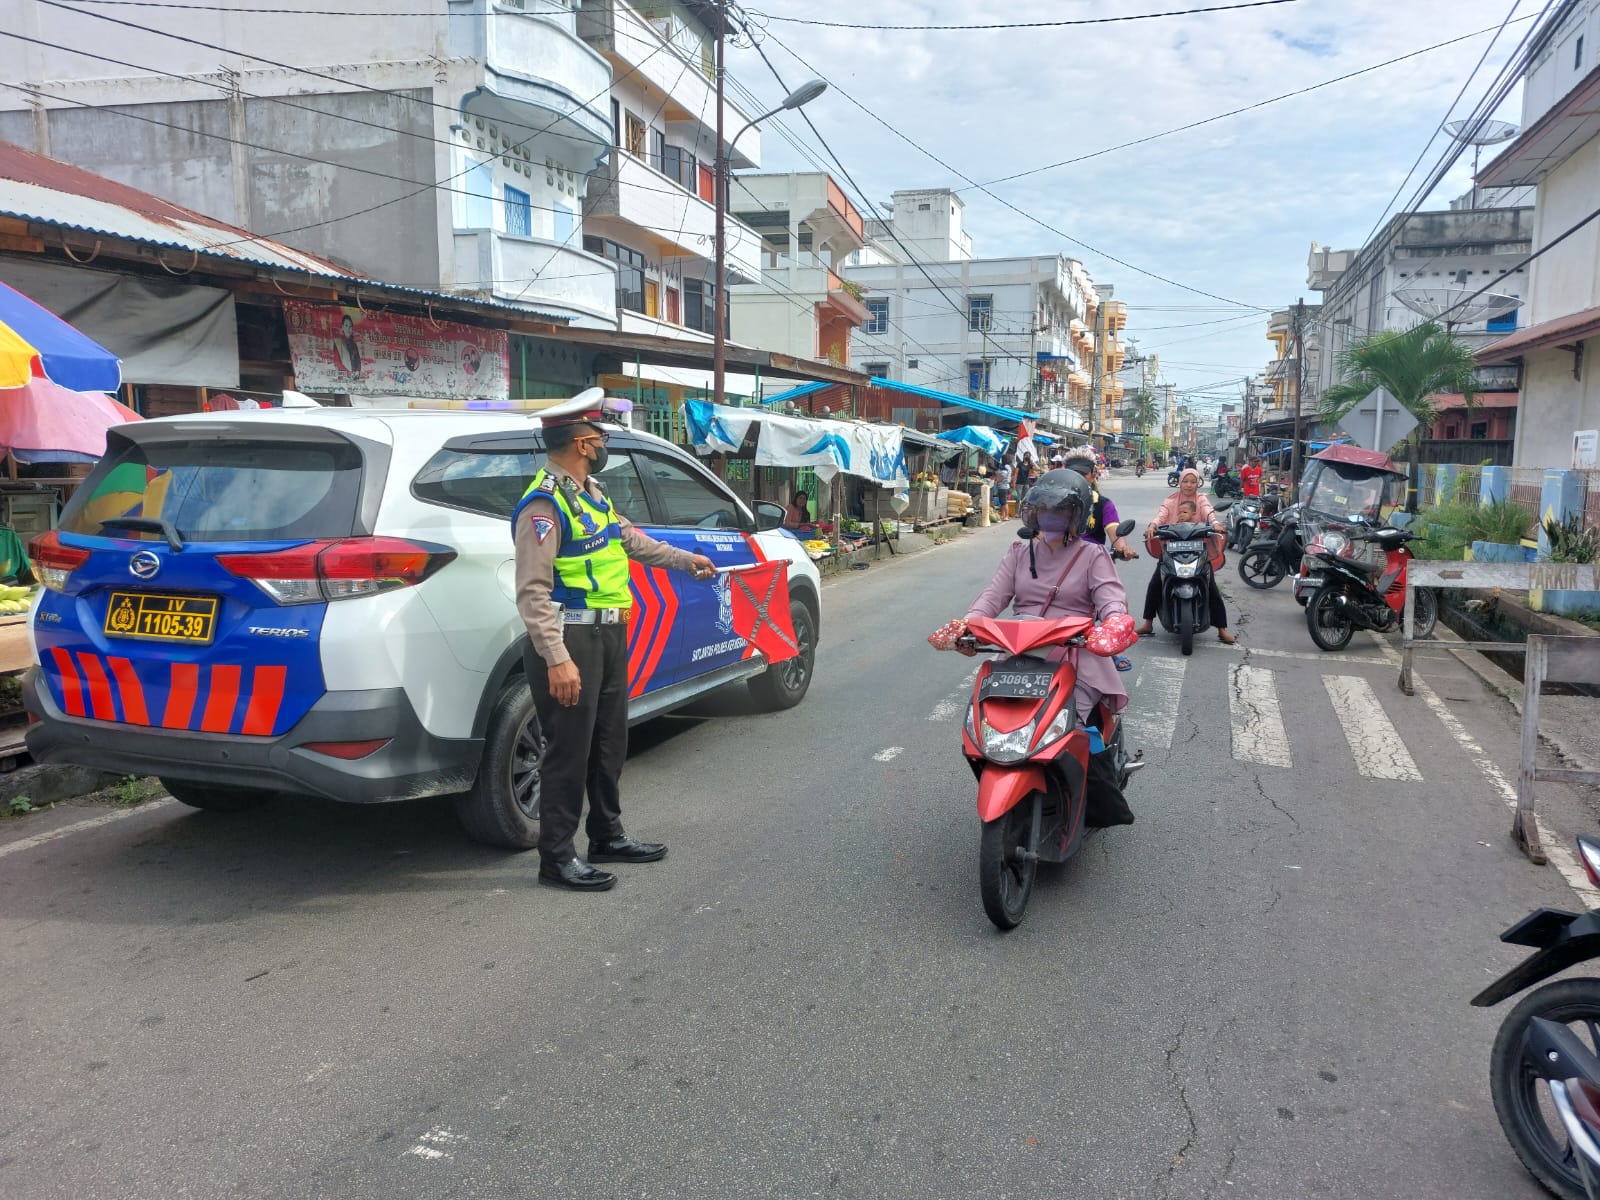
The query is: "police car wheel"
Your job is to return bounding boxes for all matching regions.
[159,778,273,813]
[747,599,815,712]
[453,680,542,850]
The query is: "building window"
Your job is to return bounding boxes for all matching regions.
[863,362,889,378]
[967,359,992,398]
[968,295,993,332]
[864,299,889,335]
[651,128,666,173]
[907,358,919,369]
[1577,34,1585,69]
[503,185,531,237]
[584,235,647,314]
[1470,421,1489,440]
[683,277,723,335]
[1486,307,1519,333]
[463,158,494,229]
[624,111,646,158]
[611,98,621,147]
[662,144,696,192]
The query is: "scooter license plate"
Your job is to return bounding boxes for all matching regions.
[981,660,1056,700]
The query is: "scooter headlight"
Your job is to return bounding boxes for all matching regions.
[1173,560,1199,578]
[981,719,1037,764]
[1032,706,1075,754]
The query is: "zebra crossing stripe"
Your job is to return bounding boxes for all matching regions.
[1229,664,1293,768]
[1322,674,1422,781]
[1125,657,1187,751]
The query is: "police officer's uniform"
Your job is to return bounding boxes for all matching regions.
[511,443,702,887]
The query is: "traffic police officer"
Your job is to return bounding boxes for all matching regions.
[512,398,715,891]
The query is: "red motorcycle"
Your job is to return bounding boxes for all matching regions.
[1302,518,1438,652]
[953,614,1141,929]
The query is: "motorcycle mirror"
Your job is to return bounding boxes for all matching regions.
[1115,518,1135,537]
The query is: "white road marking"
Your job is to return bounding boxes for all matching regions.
[0,798,176,860]
[1374,642,1600,906]
[1229,664,1292,768]
[927,665,980,722]
[1322,675,1421,781]
[406,1126,464,1162]
[873,747,905,762]
[1124,657,1187,751]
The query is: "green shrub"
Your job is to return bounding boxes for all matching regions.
[1542,514,1600,564]
[1468,499,1535,545]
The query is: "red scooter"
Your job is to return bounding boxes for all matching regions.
[1302,518,1438,652]
[954,614,1141,929]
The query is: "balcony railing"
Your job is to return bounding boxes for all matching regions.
[586,153,762,281]
[451,229,618,326]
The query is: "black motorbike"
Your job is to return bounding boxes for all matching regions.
[1301,518,1438,652]
[1212,470,1243,500]
[1474,836,1600,1200]
[1150,515,1226,657]
[1166,468,1181,488]
[1237,503,1304,590]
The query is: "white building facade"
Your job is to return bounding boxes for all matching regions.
[1476,0,1600,467]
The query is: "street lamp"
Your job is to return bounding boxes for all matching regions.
[712,73,828,409]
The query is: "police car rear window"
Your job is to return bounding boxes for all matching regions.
[60,439,364,542]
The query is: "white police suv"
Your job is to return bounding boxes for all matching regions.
[23,407,820,848]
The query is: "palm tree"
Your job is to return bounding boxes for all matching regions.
[1126,390,1160,435]
[1318,321,1478,436]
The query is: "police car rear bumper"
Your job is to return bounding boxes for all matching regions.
[21,671,483,804]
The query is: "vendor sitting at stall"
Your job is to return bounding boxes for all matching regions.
[784,490,812,531]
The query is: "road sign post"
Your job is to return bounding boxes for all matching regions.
[1338,386,1417,453]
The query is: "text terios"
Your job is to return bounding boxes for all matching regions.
[690,637,746,662]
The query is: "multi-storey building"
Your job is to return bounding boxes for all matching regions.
[727,171,867,369]
[1475,0,1600,467]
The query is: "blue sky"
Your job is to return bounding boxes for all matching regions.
[730,0,1533,419]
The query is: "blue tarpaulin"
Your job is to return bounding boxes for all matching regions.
[759,381,829,406]
[867,377,1036,426]
[936,425,1008,457]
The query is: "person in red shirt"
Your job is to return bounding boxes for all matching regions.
[1239,456,1263,498]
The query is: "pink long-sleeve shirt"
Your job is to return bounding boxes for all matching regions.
[966,536,1130,720]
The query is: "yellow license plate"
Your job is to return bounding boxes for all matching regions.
[103,591,219,644]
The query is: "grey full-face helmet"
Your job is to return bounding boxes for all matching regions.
[1019,468,1093,539]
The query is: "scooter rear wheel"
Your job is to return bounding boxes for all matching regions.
[1490,976,1600,1200]
[979,796,1038,930]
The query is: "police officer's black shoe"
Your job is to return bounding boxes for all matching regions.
[587,834,668,864]
[538,856,617,891]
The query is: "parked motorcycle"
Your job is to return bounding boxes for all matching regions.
[1301,517,1438,651]
[1149,505,1230,656]
[1238,503,1304,590]
[1166,468,1181,488]
[1473,836,1600,1200]
[1212,470,1243,501]
[952,613,1142,929]
[1227,494,1264,550]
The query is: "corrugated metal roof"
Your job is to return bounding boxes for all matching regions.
[0,141,571,323]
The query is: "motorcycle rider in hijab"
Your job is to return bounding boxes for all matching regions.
[949,469,1136,826]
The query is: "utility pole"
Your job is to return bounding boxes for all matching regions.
[1290,297,1305,486]
[1087,294,1106,449]
[711,3,728,408]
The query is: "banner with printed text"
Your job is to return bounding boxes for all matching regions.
[283,300,509,400]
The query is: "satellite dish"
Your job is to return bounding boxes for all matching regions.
[1444,119,1518,209]
[1393,286,1520,326]
[1444,119,1518,146]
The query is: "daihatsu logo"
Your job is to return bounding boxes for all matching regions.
[129,551,161,580]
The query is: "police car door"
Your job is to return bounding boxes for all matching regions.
[629,446,757,691]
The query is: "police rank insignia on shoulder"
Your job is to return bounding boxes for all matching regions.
[530,514,556,544]
[558,477,582,507]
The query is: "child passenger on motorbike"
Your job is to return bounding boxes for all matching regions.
[947,469,1135,826]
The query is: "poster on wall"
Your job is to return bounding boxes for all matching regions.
[283,300,509,400]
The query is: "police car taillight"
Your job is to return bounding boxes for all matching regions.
[217,537,456,605]
[29,531,90,592]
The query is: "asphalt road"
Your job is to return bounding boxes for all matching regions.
[2,471,1594,1199]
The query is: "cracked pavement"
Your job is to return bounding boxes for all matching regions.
[0,472,1584,1199]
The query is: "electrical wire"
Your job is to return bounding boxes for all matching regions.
[754,0,1300,31]
[754,25,1272,310]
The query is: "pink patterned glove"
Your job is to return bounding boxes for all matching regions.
[1086,613,1137,657]
[927,619,967,651]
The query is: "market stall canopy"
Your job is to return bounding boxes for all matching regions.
[866,376,1037,426]
[1311,441,1402,475]
[936,425,1009,458]
[683,399,907,489]
[0,280,120,393]
[0,375,139,463]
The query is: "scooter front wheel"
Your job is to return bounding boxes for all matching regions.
[1239,548,1286,590]
[1305,587,1356,651]
[1490,976,1600,1200]
[979,795,1038,930]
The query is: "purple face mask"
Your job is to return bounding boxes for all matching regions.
[1033,512,1073,535]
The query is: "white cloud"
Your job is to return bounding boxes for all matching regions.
[734,0,1531,403]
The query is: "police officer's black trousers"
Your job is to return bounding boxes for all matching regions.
[526,623,628,864]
